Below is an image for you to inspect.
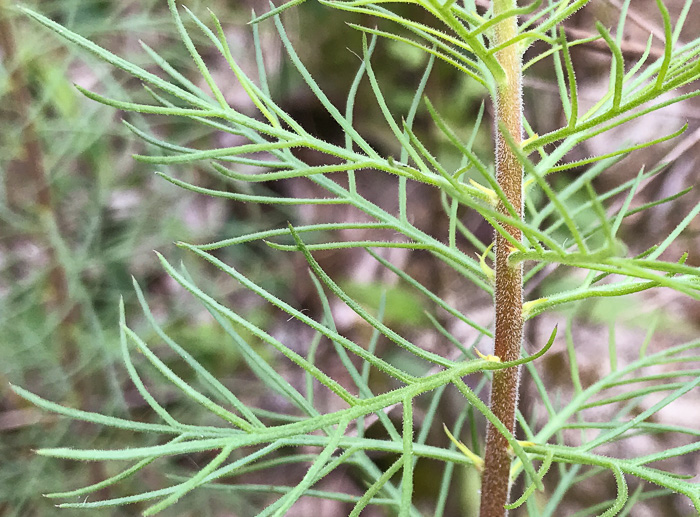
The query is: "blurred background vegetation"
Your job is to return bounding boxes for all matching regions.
[1,0,699,515]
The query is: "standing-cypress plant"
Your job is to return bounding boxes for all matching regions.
[12,0,700,515]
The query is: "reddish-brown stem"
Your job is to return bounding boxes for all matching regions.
[479,1,524,516]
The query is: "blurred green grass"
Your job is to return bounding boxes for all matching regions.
[0,2,273,514]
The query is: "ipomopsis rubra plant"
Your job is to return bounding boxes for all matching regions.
[14,0,700,515]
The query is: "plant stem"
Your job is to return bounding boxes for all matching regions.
[480,1,523,516]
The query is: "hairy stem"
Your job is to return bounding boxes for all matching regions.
[480,1,524,516]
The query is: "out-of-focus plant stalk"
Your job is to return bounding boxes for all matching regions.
[479,1,523,516]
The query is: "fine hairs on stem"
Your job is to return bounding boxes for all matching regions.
[12,0,700,515]
[480,0,524,515]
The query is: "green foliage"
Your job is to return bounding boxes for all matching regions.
[0,2,205,514]
[11,0,700,515]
